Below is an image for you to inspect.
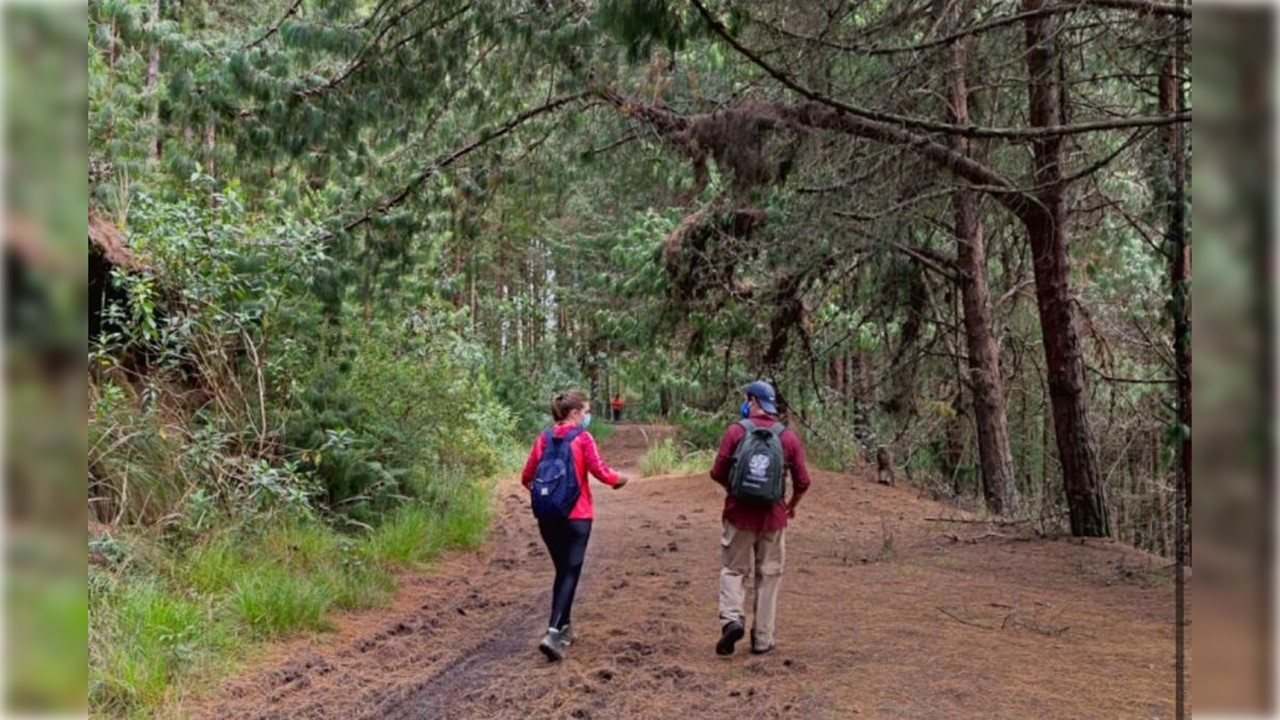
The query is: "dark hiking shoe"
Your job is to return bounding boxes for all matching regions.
[716,621,745,656]
[539,628,566,661]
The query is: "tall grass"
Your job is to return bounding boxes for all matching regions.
[89,491,496,719]
[90,578,233,717]
[366,504,441,565]
[232,565,333,638]
[638,438,717,477]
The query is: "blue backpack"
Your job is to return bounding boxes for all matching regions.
[531,428,582,519]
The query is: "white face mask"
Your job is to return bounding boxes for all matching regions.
[581,412,592,429]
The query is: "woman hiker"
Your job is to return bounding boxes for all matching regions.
[520,391,629,660]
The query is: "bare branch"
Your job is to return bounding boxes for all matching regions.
[1081,0,1190,18]
[244,0,304,50]
[891,242,959,282]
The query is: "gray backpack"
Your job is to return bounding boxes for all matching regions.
[729,420,786,505]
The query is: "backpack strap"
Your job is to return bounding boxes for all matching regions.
[737,419,757,433]
[563,428,583,444]
[768,423,785,437]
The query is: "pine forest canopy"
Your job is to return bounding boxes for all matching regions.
[89,0,1189,549]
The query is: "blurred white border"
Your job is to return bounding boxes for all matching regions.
[0,2,87,720]
[1188,1,1278,719]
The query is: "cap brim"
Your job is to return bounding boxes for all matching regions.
[758,399,778,414]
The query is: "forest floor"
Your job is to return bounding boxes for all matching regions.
[185,423,1182,719]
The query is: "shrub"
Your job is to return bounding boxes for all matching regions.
[671,408,731,450]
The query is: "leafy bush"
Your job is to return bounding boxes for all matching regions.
[492,359,587,437]
[285,312,513,520]
[671,407,732,450]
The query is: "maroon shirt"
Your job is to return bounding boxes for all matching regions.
[709,412,811,531]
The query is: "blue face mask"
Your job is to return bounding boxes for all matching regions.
[740,401,751,418]
[581,412,592,429]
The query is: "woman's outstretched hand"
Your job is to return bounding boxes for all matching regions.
[613,475,630,490]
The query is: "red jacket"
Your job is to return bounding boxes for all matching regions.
[521,422,620,520]
[709,412,811,532]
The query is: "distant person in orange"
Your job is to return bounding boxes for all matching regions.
[611,394,624,422]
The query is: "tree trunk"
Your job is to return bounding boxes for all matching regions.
[147,0,162,163]
[945,8,1017,515]
[944,395,966,497]
[204,121,216,176]
[1022,0,1109,536]
[1160,55,1191,561]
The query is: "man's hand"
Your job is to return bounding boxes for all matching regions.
[613,475,629,490]
[786,502,797,519]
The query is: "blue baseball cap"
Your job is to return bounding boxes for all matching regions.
[745,380,778,415]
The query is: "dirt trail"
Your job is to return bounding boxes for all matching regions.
[190,423,1179,719]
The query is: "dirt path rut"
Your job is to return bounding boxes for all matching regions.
[191,423,1179,719]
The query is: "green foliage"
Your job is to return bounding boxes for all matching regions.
[492,358,591,437]
[671,407,732,450]
[807,428,863,473]
[12,537,88,714]
[285,314,513,521]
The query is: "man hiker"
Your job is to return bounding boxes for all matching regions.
[611,394,624,422]
[708,380,811,656]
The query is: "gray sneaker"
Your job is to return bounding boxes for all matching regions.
[558,624,577,646]
[539,628,566,661]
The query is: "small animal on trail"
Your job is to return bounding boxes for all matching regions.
[875,446,895,487]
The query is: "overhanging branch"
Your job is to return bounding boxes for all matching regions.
[331,91,589,238]
[690,0,1189,141]
[596,87,1035,220]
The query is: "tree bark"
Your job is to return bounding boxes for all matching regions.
[1160,54,1190,561]
[204,121,217,176]
[147,0,162,163]
[944,395,966,497]
[1023,0,1109,536]
[945,3,1018,515]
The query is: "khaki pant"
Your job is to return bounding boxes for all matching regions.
[718,520,785,647]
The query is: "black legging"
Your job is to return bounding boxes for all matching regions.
[537,517,592,630]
